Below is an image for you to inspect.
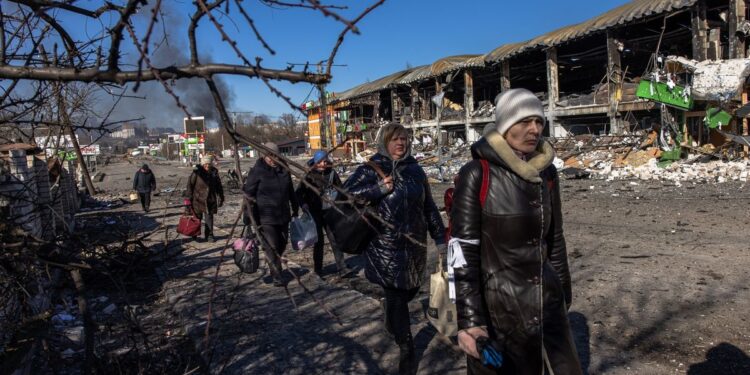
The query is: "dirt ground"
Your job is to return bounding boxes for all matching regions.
[45,156,750,374]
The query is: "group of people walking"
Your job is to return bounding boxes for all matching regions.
[136,88,582,374]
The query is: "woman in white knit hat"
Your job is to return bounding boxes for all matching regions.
[185,154,224,242]
[451,89,582,374]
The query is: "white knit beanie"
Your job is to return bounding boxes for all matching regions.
[494,88,546,135]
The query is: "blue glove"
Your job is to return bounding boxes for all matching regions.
[476,336,503,368]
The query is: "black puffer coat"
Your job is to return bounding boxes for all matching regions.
[243,158,299,225]
[345,152,445,290]
[452,131,581,375]
[296,167,341,216]
[133,166,156,193]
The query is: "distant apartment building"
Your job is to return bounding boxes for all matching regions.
[111,124,136,139]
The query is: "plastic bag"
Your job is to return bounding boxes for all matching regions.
[320,187,338,210]
[290,209,318,251]
[233,238,259,273]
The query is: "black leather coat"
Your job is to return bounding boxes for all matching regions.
[451,133,581,375]
[345,153,445,290]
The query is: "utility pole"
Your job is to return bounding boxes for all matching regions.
[432,79,446,163]
[230,113,242,175]
[56,83,96,196]
[317,61,329,150]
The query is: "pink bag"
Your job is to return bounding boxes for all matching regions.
[233,238,252,251]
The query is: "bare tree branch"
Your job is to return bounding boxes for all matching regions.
[0,63,328,83]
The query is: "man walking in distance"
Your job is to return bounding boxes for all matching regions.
[133,164,156,213]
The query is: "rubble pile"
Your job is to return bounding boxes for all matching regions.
[335,130,749,185]
[471,100,495,118]
[560,149,750,183]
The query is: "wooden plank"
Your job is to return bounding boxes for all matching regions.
[410,84,419,122]
[555,101,656,117]
[546,47,559,135]
[464,70,474,115]
[501,61,511,92]
[607,31,622,134]
[729,0,747,59]
[691,0,708,61]
[743,89,749,158]
[685,111,707,118]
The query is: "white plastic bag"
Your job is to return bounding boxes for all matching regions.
[290,209,318,251]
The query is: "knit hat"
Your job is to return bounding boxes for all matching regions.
[263,142,279,155]
[312,150,328,164]
[201,155,214,165]
[494,88,546,135]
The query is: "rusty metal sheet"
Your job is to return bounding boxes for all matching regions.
[333,68,415,102]
[395,65,432,85]
[484,0,697,63]
[430,55,484,76]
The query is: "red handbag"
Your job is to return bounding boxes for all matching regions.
[177,208,201,237]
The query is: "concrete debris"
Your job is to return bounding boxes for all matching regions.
[471,100,495,118]
[561,168,591,180]
[354,149,375,163]
[666,56,750,101]
[103,303,117,315]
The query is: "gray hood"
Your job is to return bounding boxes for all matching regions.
[375,127,412,160]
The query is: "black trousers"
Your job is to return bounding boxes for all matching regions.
[204,211,214,237]
[138,192,150,211]
[383,287,420,344]
[467,355,502,375]
[258,223,289,280]
[311,210,345,275]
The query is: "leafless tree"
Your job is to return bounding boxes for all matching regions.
[1,1,386,372]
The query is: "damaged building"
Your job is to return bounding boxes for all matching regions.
[307,0,750,163]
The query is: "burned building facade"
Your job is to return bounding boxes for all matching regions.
[308,0,750,159]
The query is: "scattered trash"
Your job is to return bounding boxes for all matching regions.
[561,168,591,180]
[103,304,117,315]
[52,313,76,325]
[62,326,84,345]
[61,348,77,359]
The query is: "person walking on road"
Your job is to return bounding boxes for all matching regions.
[296,150,347,278]
[243,142,299,286]
[133,164,156,212]
[451,88,582,374]
[185,155,224,243]
[345,123,446,374]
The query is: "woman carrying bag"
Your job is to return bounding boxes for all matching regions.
[344,123,446,374]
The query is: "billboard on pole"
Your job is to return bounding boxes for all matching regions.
[183,116,205,133]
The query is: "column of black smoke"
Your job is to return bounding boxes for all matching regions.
[100,3,235,132]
